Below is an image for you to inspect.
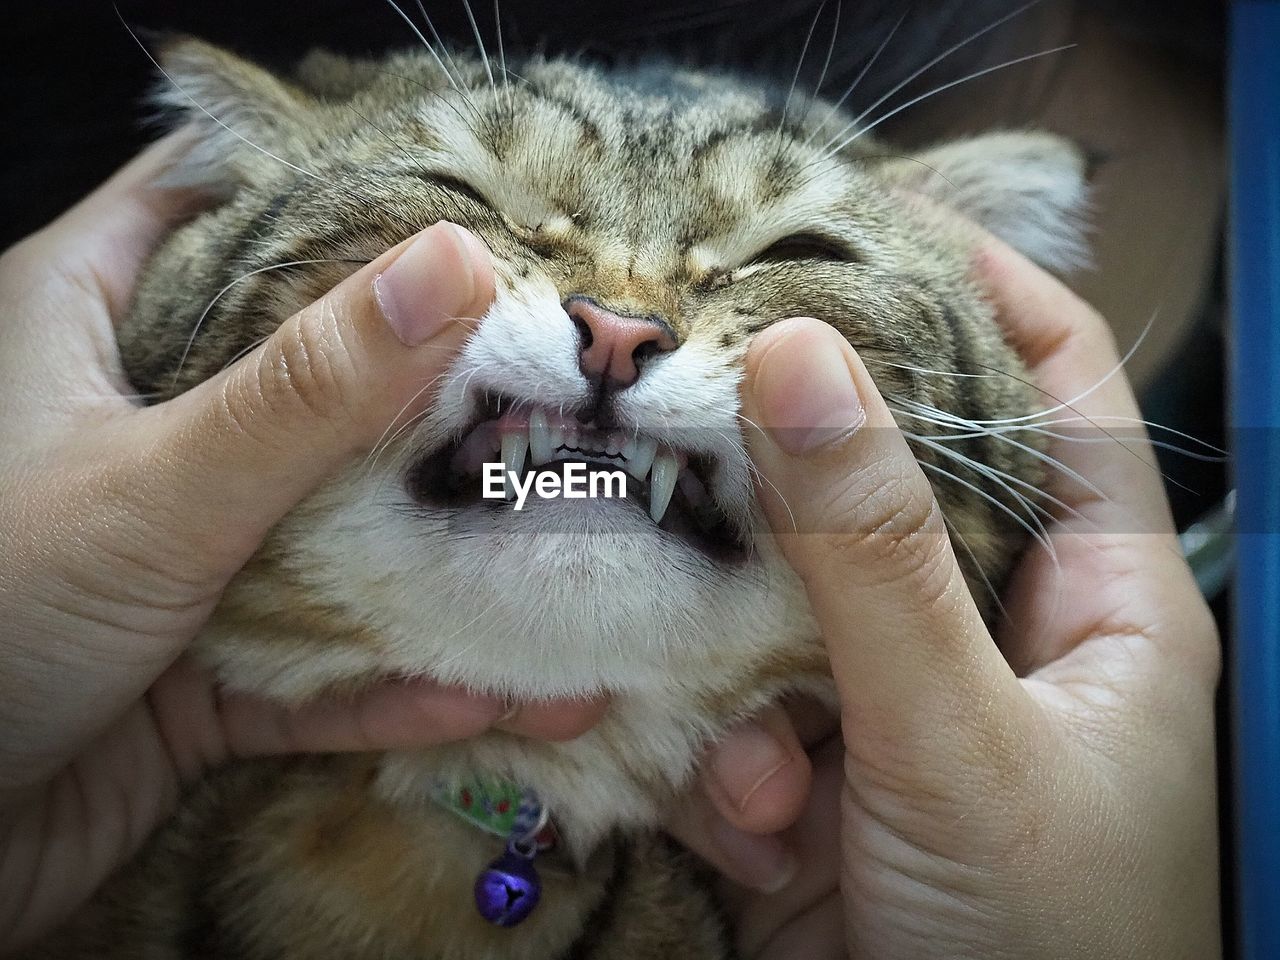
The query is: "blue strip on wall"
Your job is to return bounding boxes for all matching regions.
[1230,3,1280,957]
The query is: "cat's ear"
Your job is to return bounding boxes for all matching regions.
[150,36,322,192]
[876,131,1091,272]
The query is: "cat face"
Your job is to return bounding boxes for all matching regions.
[122,40,1086,704]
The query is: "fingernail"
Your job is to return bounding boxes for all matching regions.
[753,318,866,455]
[708,819,799,894]
[374,221,484,346]
[710,723,794,815]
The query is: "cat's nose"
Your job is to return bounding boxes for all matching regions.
[565,296,677,389]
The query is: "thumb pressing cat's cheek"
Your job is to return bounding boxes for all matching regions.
[126,220,494,586]
[741,318,1027,754]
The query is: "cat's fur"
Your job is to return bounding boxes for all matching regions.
[23,38,1086,960]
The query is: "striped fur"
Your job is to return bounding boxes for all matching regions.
[24,40,1086,959]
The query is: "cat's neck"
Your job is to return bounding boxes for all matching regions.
[373,692,709,858]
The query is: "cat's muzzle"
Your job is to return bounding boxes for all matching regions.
[406,396,748,562]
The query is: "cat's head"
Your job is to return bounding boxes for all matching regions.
[123,39,1087,705]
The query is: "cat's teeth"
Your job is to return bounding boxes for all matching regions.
[529,409,556,465]
[649,450,678,523]
[627,435,658,482]
[500,431,529,500]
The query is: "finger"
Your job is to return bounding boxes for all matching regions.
[111,220,494,590]
[703,706,812,834]
[742,317,1030,754]
[494,696,612,742]
[721,738,846,960]
[666,793,800,894]
[32,131,207,320]
[4,224,491,795]
[973,238,1175,537]
[148,660,606,780]
[665,707,812,892]
[148,661,503,777]
[0,133,207,418]
[972,241,1206,674]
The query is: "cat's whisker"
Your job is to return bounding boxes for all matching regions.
[941,511,1010,623]
[1016,426,1226,463]
[347,104,421,168]
[493,0,514,116]
[360,321,488,471]
[170,258,371,390]
[118,10,324,185]
[218,334,273,374]
[1029,416,1227,458]
[908,430,1092,528]
[363,371,451,473]
[919,412,1227,463]
[862,355,999,379]
[730,413,799,534]
[916,311,1159,429]
[828,43,1077,157]
[776,0,829,139]
[878,313,1207,495]
[912,431,1060,533]
[797,0,842,131]
[126,8,431,236]
[817,0,1045,157]
[374,67,480,131]
[459,0,498,105]
[386,0,485,126]
[892,397,1111,504]
[412,0,470,88]
[389,0,462,93]
[803,9,905,148]
[916,457,1058,571]
[751,465,799,536]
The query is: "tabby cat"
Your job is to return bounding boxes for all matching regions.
[23,34,1086,960]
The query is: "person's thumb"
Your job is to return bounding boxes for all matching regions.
[740,317,1029,751]
[118,219,493,588]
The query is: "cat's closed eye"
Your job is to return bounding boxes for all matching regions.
[746,232,856,265]
[414,172,492,208]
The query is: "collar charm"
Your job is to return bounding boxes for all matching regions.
[475,838,542,927]
[431,780,554,928]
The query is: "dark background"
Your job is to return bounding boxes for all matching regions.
[0,0,1223,248]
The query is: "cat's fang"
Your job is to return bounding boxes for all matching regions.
[649,451,678,523]
[500,431,529,499]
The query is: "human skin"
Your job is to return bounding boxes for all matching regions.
[0,137,614,950]
[673,241,1223,958]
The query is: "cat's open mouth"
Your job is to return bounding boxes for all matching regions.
[406,397,747,561]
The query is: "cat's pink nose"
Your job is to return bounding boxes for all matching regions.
[566,297,677,389]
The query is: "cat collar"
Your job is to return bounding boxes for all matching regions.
[429,780,557,928]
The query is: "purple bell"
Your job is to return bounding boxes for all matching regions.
[474,841,542,927]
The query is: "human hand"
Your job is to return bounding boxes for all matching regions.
[0,138,605,951]
[673,239,1221,958]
